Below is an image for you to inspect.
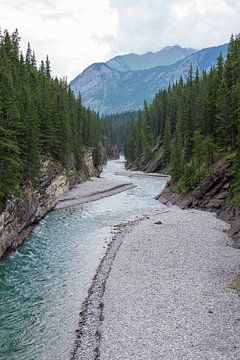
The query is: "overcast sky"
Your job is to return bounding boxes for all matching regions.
[0,0,239,80]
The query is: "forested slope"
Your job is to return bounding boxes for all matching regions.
[115,35,240,240]
[0,29,103,213]
[102,111,138,158]
[70,44,227,114]
[124,35,240,201]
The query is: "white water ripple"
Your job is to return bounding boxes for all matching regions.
[0,159,167,360]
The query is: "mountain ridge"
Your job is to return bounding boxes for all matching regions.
[70,43,228,114]
[105,45,197,72]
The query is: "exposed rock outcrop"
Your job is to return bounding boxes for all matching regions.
[130,147,165,173]
[84,148,101,177]
[158,156,240,246]
[0,149,101,259]
[108,145,120,160]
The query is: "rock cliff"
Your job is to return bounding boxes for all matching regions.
[0,149,100,259]
[108,145,120,160]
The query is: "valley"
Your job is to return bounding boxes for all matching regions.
[70,44,228,114]
[0,22,240,360]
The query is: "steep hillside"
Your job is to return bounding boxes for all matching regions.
[123,35,240,242]
[70,44,228,114]
[0,29,106,258]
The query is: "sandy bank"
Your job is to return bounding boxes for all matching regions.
[55,178,136,210]
[72,206,240,360]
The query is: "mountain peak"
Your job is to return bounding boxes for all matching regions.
[106,45,197,72]
[70,43,227,115]
[84,62,111,72]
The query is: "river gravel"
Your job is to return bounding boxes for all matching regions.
[55,178,136,210]
[99,206,240,360]
[72,206,240,360]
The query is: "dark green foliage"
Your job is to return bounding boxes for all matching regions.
[124,34,240,196]
[142,100,153,155]
[0,29,102,211]
[101,111,138,156]
[162,116,171,166]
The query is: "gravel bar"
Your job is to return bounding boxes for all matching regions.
[72,206,240,360]
[71,218,144,360]
[55,178,136,210]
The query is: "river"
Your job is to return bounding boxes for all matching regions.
[0,159,167,360]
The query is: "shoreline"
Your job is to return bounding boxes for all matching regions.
[71,205,240,359]
[70,215,148,360]
[55,178,136,210]
[158,186,240,249]
[1,177,136,260]
[114,170,170,179]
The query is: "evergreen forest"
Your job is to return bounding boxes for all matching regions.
[2,29,240,212]
[123,35,240,202]
[102,111,138,154]
[0,29,102,211]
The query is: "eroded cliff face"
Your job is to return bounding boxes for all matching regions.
[108,145,120,160]
[128,148,164,173]
[0,149,100,259]
[84,149,100,177]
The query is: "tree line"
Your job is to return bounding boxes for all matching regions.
[0,29,103,212]
[101,111,138,155]
[124,35,240,200]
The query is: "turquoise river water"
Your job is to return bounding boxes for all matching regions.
[0,159,167,360]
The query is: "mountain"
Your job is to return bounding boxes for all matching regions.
[70,44,228,115]
[105,45,196,71]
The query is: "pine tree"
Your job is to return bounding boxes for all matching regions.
[45,55,51,79]
[0,29,103,211]
[142,100,153,155]
[162,116,171,166]
[123,35,240,201]
[170,125,182,180]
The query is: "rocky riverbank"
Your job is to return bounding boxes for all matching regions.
[157,155,240,247]
[71,206,240,360]
[128,149,240,248]
[0,148,101,259]
[70,218,140,360]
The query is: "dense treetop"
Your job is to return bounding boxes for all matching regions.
[0,29,102,211]
[2,29,240,212]
[102,111,138,154]
[123,35,240,201]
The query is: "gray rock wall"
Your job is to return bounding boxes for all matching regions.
[158,157,240,246]
[0,149,98,259]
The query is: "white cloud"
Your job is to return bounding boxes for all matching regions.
[111,0,240,53]
[0,0,239,80]
[167,0,240,49]
[0,0,118,79]
[109,0,172,54]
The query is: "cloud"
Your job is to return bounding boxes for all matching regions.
[109,0,172,54]
[0,0,118,79]
[110,0,240,54]
[0,0,239,80]
[167,0,240,48]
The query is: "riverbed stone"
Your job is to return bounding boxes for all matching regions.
[99,207,240,359]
